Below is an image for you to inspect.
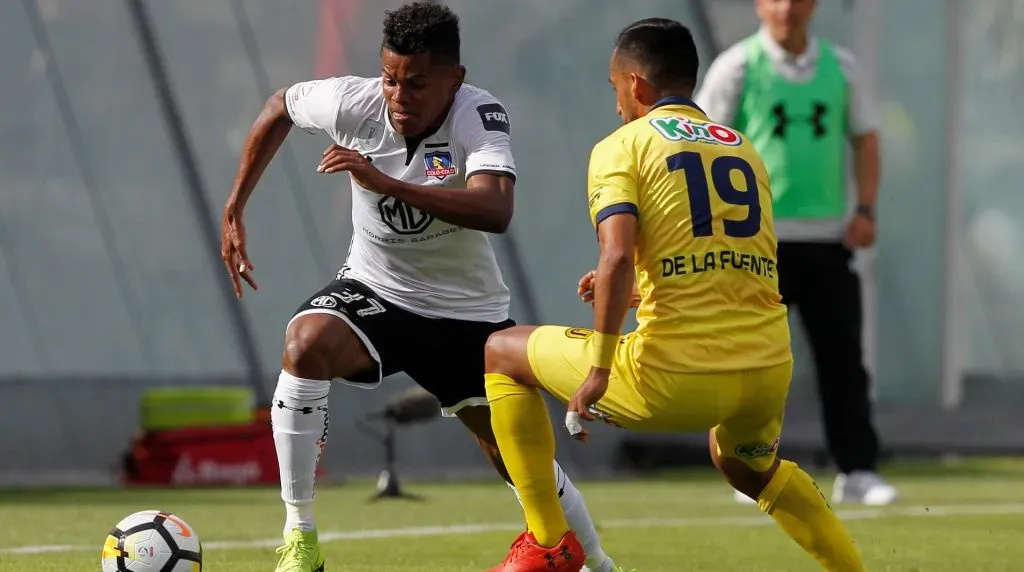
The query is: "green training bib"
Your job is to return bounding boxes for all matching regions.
[734,36,848,220]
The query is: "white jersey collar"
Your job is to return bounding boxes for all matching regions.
[758,26,819,70]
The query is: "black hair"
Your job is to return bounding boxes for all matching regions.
[382,2,461,66]
[614,18,699,90]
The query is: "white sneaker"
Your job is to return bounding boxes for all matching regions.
[831,471,899,506]
[732,488,758,504]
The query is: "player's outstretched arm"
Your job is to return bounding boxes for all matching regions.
[317,145,513,234]
[225,89,293,215]
[221,89,294,297]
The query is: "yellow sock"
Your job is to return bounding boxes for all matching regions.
[758,460,867,572]
[485,373,568,547]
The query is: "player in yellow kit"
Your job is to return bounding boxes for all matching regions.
[483,18,868,572]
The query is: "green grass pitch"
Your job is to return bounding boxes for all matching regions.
[1,458,1023,571]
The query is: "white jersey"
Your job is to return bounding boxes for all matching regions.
[284,76,515,322]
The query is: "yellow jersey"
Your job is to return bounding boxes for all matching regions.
[587,97,791,373]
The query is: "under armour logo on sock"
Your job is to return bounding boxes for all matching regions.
[554,465,566,498]
[316,404,329,445]
[276,400,314,414]
[770,101,829,138]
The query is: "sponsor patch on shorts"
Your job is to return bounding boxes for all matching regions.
[564,327,594,340]
[733,438,780,459]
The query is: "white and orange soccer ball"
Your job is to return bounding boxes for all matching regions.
[101,510,202,571]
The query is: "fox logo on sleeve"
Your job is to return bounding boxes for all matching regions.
[477,103,511,134]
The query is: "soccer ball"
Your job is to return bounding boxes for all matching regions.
[101,510,203,571]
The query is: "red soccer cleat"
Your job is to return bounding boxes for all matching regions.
[488,530,585,571]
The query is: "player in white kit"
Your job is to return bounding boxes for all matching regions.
[220,4,617,571]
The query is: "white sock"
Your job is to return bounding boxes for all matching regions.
[509,461,615,572]
[272,370,330,533]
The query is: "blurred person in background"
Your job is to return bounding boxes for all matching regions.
[221,3,615,571]
[695,0,898,506]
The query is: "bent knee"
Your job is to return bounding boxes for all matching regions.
[709,431,778,499]
[484,326,534,377]
[283,314,372,379]
[483,330,514,372]
[718,456,779,500]
[282,321,333,378]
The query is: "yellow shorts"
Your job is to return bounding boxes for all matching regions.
[527,326,793,471]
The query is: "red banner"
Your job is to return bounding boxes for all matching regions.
[123,422,325,487]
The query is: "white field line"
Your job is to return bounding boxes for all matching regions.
[3,502,1023,556]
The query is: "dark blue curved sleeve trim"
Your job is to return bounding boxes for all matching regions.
[595,203,639,225]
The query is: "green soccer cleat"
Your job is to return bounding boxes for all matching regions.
[274,529,326,572]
